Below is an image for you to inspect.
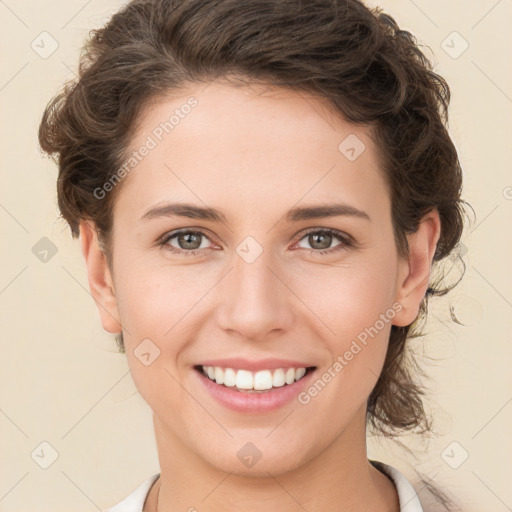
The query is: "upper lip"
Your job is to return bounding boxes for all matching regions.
[195,358,316,372]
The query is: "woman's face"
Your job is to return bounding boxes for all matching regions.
[85,81,433,476]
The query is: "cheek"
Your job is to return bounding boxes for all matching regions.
[292,255,398,396]
[336,265,398,397]
[112,261,211,403]
[296,266,396,425]
[294,256,398,340]
[114,259,202,341]
[115,266,194,411]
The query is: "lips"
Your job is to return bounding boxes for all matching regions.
[192,363,318,413]
[194,357,316,372]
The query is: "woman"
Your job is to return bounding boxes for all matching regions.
[38,0,467,510]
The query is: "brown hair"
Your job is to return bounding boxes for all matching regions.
[39,0,468,459]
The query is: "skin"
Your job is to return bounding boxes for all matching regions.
[80,80,440,511]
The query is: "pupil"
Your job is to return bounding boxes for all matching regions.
[180,233,200,250]
[311,233,331,250]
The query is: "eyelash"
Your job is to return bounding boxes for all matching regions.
[158,228,355,257]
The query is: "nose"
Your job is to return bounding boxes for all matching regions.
[215,244,295,341]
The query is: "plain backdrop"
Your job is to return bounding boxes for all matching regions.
[0,0,511,510]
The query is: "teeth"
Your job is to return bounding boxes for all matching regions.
[214,366,224,385]
[273,368,285,387]
[254,369,272,390]
[223,368,236,387]
[200,365,310,391]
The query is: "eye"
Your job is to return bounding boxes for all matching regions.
[158,227,355,257]
[294,228,354,255]
[159,229,214,256]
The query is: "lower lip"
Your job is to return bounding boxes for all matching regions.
[193,367,317,413]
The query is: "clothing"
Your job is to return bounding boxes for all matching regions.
[105,459,423,512]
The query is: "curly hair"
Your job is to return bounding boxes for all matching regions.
[38,0,468,448]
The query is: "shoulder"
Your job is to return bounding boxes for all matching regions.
[104,473,160,512]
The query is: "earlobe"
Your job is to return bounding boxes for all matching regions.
[392,209,441,327]
[79,221,122,334]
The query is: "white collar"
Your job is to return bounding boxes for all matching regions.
[106,460,423,511]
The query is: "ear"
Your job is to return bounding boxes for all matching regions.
[392,209,441,327]
[79,221,122,334]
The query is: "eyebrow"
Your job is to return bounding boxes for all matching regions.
[139,202,371,223]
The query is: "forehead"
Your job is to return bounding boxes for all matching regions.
[113,80,389,222]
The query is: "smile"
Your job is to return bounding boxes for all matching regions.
[193,364,318,413]
[197,365,315,392]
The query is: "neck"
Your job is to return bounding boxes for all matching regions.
[147,405,399,512]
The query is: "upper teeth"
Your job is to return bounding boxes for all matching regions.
[201,366,308,390]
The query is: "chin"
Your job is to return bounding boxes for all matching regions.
[199,439,310,478]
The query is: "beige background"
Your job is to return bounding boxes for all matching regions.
[0,0,511,510]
